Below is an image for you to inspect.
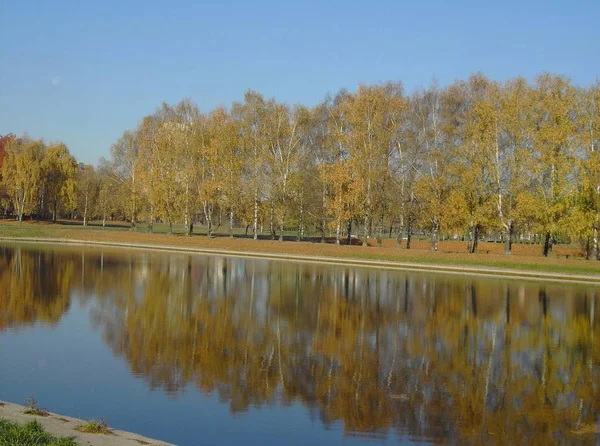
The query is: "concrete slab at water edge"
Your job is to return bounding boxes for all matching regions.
[0,401,175,446]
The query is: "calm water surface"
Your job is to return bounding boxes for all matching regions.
[1,243,599,445]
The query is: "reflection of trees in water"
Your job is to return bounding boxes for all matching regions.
[2,246,599,442]
[84,253,599,442]
[0,246,73,329]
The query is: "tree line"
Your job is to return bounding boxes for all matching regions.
[1,73,599,258]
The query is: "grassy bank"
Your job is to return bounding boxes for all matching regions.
[0,418,77,446]
[1,220,599,278]
[0,400,173,446]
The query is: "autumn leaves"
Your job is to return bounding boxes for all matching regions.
[1,73,599,258]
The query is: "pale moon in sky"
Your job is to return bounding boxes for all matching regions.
[51,76,61,86]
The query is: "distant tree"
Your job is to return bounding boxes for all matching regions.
[0,134,16,215]
[77,164,99,226]
[2,137,45,222]
[530,74,578,256]
[42,143,77,221]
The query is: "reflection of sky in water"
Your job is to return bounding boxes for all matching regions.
[0,243,599,445]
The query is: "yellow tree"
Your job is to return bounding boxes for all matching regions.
[575,83,600,259]
[106,130,140,229]
[530,74,578,256]
[496,78,536,254]
[340,84,403,246]
[451,76,500,253]
[96,163,117,227]
[76,164,99,226]
[392,92,427,249]
[413,85,452,251]
[173,99,201,236]
[207,107,244,237]
[320,159,360,244]
[136,112,163,233]
[1,137,45,223]
[265,103,310,241]
[42,143,77,221]
[232,91,271,240]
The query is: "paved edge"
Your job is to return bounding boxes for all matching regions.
[1,236,600,285]
[0,400,175,446]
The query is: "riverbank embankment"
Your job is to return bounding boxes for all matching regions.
[0,400,174,446]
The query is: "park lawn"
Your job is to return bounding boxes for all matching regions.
[0,220,599,277]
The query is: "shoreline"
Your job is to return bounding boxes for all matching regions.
[0,400,174,446]
[2,236,600,285]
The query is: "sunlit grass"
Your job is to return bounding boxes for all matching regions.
[74,419,111,435]
[0,419,77,445]
[1,219,599,277]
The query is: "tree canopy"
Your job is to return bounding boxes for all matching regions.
[1,73,599,258]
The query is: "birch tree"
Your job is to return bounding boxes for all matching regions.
[495,78,536,254]
[76,164,99,226]
[42,143,77,221]
[107,130,140,229]
[413,86,448,251]
[207,107,244,237]
[232,91,270,240]
[2,138,44,223]
[576,82,600,259]
[530,74,577,256]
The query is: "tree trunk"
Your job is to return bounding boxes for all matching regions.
[229,210,234,238]
[102,213,106,228]
[406,220,412,250]
[542,231,552,257]
[362,214,369,247]
[593,224,599,260]
[204,202,213,238]
[253,191,259,240]
[297,196,304,241]
[585,237,591,260]
[396,215,404,248]
[469,225,480,254]
[130,197,136,231]
[466,227,472,252]
[83,194,88,227]
[147,206,153,233]
[377,209,384,247]
[431,218,439,251]
[184,210,191,237]
[335,220,341,245]
[17,191,25,224]
[347,220,352,246]
[279,222,284,242]
[168,220,173,235]
[184,183,191,236]
[270,205,275,240]
[504,220,513,255]
[321,186,327,243]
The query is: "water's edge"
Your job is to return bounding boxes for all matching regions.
[0,401,175,445]
[1,236,599,285]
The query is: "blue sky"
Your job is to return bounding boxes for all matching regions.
[1,0,599,164]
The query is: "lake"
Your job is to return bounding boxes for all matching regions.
[1,243,598,445]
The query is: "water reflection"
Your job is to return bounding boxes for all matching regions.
[2,244,599,443]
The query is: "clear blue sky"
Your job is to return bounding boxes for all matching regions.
[1,0,599,165]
